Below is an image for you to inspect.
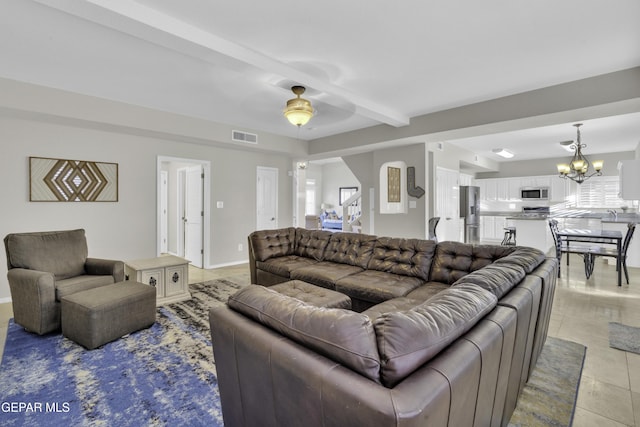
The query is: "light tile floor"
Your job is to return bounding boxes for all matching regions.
[1,258,639,425]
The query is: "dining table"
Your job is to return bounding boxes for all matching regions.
[557,228,624,286]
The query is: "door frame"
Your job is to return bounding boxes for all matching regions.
[181,164,204,268]
[157,156,211,268]
[160,170,168,253]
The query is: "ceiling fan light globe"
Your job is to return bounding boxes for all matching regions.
[284,109,313,126]
[284,90,314,126]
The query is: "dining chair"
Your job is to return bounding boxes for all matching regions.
[548,219,593,278]
[586,223,636,284]
[428,217,440,242]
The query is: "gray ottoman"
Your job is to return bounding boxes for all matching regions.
[270,280,351,309]
[61,281,156,350]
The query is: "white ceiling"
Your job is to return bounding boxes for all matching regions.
[447,112,640,163]
[2,0,640,160]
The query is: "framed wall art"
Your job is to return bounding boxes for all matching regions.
[387,166,401,203]
[29,156,119,202]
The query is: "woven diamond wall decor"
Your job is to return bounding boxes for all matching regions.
[29,157,118,202]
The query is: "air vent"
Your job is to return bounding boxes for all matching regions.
[232,130,258,144]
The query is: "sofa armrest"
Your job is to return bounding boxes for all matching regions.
[7,268,57,334]
[85,258,125,282]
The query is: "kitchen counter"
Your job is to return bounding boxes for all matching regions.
[486,211,640,223]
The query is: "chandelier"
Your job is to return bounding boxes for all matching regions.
[556,123,603,184]
[283,86,314,127]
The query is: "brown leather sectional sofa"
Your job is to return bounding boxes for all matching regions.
[209,227,558,427]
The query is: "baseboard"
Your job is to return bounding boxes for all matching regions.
[0,296,12,304]
[204,259,248,269]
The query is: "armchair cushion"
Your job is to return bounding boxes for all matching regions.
[5,229,87,280]
[55,275,118,301]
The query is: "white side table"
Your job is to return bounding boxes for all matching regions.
[125,255,191,305]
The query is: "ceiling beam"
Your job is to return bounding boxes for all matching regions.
[34,0,410,127]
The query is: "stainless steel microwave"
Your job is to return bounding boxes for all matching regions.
[520,187,549,200]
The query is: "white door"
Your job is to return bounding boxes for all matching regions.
[184,166,203,268]
[257,167,278,230]
[160,171,168,253]
[436,167,460,242]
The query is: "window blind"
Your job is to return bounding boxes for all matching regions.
[576,176,625,208]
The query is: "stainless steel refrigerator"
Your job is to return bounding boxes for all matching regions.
[460,186,480,244]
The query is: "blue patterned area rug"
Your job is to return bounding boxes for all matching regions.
[0,279,246,427]
[1,279,585,427]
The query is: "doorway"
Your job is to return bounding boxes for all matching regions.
[157,156,211,268]
[256,166,278,230]
[435,167,461,242]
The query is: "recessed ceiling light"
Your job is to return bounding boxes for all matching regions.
[491,148,514,159]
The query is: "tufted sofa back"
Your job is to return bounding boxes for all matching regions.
[367,237,436,281]
[323,232,377,268]
[429,241,516,285]
[248,227,296,262]
[294,229,332,261]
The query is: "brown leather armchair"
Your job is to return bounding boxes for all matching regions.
[4,229,124,335]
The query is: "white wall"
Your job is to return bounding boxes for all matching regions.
[0,116,293,301]
[373,144,427,238]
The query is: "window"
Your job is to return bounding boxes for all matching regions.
[576,176,625,208]
[305,179,316,215]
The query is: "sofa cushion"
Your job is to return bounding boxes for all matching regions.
[257,255,319,278]
[454,263,526,299]
[249,228,295,262]
[5,229,88,280]
[374,283,497,387]
[367,237,436,280]
[293,229,332,261]
[323,232,377,268]
[228,285,381,383]
[55,274,117,301]
[492,247,546,273]
[290,262,363,290]
[361,297,424,321]
[405,282,450,301]
[429,242,515,284]
[335,270,424,305]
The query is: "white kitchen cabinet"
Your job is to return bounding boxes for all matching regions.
[476,180,486,201]
[510,219,554,254]
[534,175,551,188]
[459,173,474,186]
[495,180,510,201]
[550,177,568,202]
[481,216,495,241]
[619,160,640,200]
[478,174,578,202]
[477,178,519,201]
[480,215,510,243]
[519,177,536,188]
[508,178,522,200]
[483,179,497,201]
